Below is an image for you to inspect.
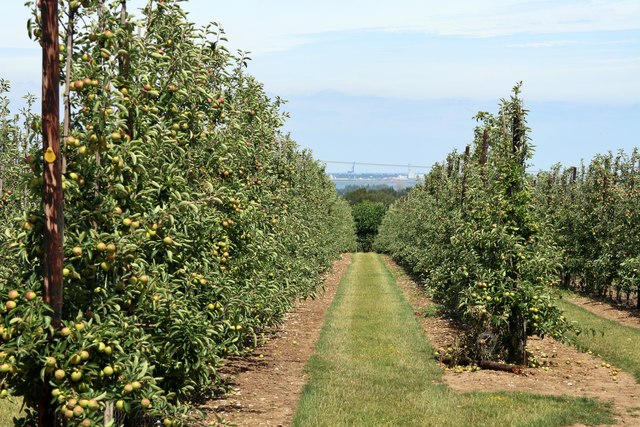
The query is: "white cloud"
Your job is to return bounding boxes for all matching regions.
[184,0,640,54]
[3,1,639,53]
[1,1,638,105]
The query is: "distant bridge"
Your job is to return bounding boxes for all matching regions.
[319,160,432,170]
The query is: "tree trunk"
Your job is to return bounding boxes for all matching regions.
[507,306,527,364]
[563,272,571,288]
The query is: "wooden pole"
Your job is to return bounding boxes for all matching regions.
[119,0,135,140]
[480,128,488,185]
[42,0,64,327]
[62,3,74,154]
[460,145,470,210]
[40,0,63,424]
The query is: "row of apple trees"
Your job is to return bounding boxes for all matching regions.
[375,84,569,364]
[0,0,355,425]
[0,81,38,229]
[531,150,640,308]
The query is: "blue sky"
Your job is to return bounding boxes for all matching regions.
[1,1,639,173]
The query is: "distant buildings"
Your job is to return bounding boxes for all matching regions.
[328,172,423,190]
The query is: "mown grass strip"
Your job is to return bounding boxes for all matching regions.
[293,253,612,427]
[558,296,640,380]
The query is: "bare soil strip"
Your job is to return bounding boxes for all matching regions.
[202,253,352,427]
[382,256,640,426]
[567,295,640,329]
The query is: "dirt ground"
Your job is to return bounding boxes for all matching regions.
[383,257,640,426]
[202,253,640,426]
[202,253,352,427]
[568,295,640,329]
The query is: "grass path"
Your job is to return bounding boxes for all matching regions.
[0,399,21,426]
[558,296,640,381]
[293,253,612,427]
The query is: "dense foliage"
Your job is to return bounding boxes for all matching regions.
[532,150,640,307]
[376,84,569,364]
[341,186,408,206]
[0,81,37,228]
[342,187,406,251]
[351,200,387,252]
[0,1,355,425]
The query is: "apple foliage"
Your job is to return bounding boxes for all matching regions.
[351,200,387,252]
[532,150,640,307]
[0,0,355,425]
[0,82,38,229]
[376,84,570,364]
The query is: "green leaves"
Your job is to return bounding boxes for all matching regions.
[533,149,640,304]
[0,0,355,425]
[351,200,387,252]
[377,84,567,364]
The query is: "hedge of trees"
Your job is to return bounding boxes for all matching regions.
[532,150,640,307]
[343,187,407,251]
[0,1,355,425]
[376,84,569,364]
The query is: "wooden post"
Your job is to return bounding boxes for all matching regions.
[480,128,488,185]
[460,145,470,209]
[62,3,74,153]
[119,0,135,140]
[40,1,63,425]
[510,105,524,197]
[507,95,527,364]
[41,0,63,327]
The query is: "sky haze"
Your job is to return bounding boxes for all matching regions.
[1,0,638,173]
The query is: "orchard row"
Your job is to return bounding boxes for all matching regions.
[376,84,572,364]
[532,150,640,307]
[376,83,640,365]
[0,1,355,426]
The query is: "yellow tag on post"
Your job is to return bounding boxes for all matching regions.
[44,147,56,163]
